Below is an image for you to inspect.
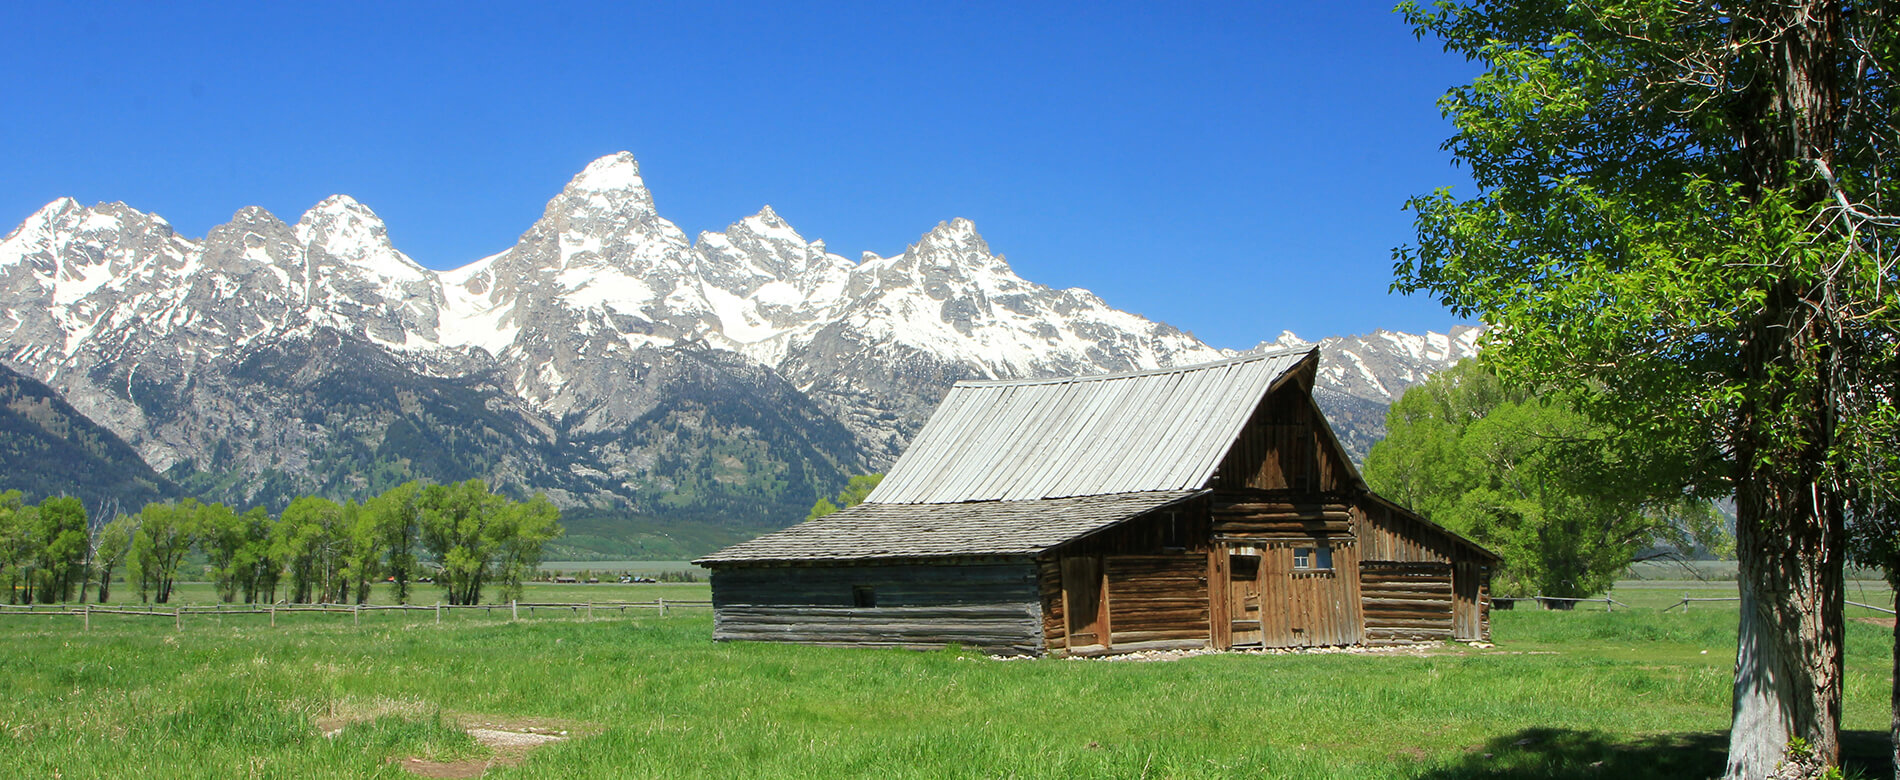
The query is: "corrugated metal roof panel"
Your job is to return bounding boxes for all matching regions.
[864,349,1313,504]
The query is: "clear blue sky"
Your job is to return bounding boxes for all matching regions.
[1,2,1478,350]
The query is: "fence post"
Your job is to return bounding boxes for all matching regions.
[511,599,518,622]
[174,607,181,631]
[435,603,441,625]
[587,602,593,621]
[353,604,360,627]
[83,604,91,631]
[270,604,276,628]
[658,597,666,617]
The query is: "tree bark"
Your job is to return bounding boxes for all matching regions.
[1725,280,1847,777]
[1891,571,1900,780]
[1726,499,1844,777]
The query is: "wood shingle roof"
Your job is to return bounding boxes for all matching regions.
[694,491,1204,564]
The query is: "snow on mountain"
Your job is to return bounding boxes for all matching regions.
[0,150,1473,516]
[1258,325,1482,404]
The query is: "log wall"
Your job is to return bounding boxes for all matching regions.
[1354,498,1494,641]
[710,560,1044,655]
[1359,561,1455,645]
[1040,552,1210,655]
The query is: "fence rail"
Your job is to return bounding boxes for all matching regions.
[0,599,712,630]
[1657,596,1897,615]
[1493,596,1631,611]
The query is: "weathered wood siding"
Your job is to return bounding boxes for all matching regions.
[710,560,1043,654]
[1213,384,1352,495]
[1354,498,1494,641]
[1213,542,1364,648]
[1104,554,1210,651]
[1359,561,1455,645]
[1034,508,1213,656]
[1040,554,1211,655]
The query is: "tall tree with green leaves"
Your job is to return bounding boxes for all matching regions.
[128,499,200,604]
[196,501,245,602]
[1397,2,1899,773]
[494,494,562,603]
[0,490,29,604]
[278,496,345,604]
[365,482,424,604]
[231,507,280,603]
[338,500,384,605]
[1365,360,1722,597]
[419,479,510,605]
[29,496,87,603]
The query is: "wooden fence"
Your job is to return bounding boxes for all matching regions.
[1658,596,1897,615]
[0,599,712,630]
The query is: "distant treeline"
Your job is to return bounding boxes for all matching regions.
[0,479,561,607]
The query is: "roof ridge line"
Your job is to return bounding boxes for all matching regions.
[951,347,1316,388]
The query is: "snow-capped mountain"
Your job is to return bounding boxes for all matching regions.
[0,151,1474,532]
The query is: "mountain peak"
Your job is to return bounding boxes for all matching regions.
[227,205,289,229]
[309,193,369,214]
[568,152,647,194]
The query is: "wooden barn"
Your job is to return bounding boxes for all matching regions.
[695,348,1498,656]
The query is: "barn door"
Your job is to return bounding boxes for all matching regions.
[1227,552,1263,646]
[1062,555,1108,650]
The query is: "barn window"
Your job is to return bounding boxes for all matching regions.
[1162,511,1186,550]
[1293,546,1334,571]
[853,585,876,608]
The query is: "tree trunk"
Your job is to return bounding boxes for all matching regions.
[1891,570,1900,780]
[1724,299,1848,777]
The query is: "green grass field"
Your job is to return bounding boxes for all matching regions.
[2,579,1894,779]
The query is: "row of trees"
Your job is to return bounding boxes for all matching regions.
[0,480,561,607]
[1364,360,1726,599]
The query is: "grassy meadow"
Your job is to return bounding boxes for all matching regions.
[2,577,1895,779]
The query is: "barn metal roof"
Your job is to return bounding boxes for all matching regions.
[864,349,1314,504]
[694,491,1205,565]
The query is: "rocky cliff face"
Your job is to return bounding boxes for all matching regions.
[0,151,1475,527]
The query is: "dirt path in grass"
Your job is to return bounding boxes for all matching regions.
[317,709,577,778]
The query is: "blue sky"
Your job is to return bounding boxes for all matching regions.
[1,2,1478,350]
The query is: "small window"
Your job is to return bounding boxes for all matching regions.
[852,585,876,608]
[1294,547,1334,571]
[1162,511,1187,550]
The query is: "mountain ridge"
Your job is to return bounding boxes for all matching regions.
[0,152,1477,544]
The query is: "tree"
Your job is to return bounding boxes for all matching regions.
[1396,2,1899,774]
[1365,360,1723,597]
[90,515,135,604]
[494,494,562,603]
[197,501,247,602]
[278,496,345,604]
[128,499,200,604]
[419,480,510,605]
[338,501,383,605]
[808,474,883,519]
[29,496,88,603]
[365,482,423,604]
[418,480,565,605]
[231,507,280,603]
[0,491,29,604]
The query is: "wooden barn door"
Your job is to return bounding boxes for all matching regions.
[1061,555,1108,650]
[1227,551,1263,646]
